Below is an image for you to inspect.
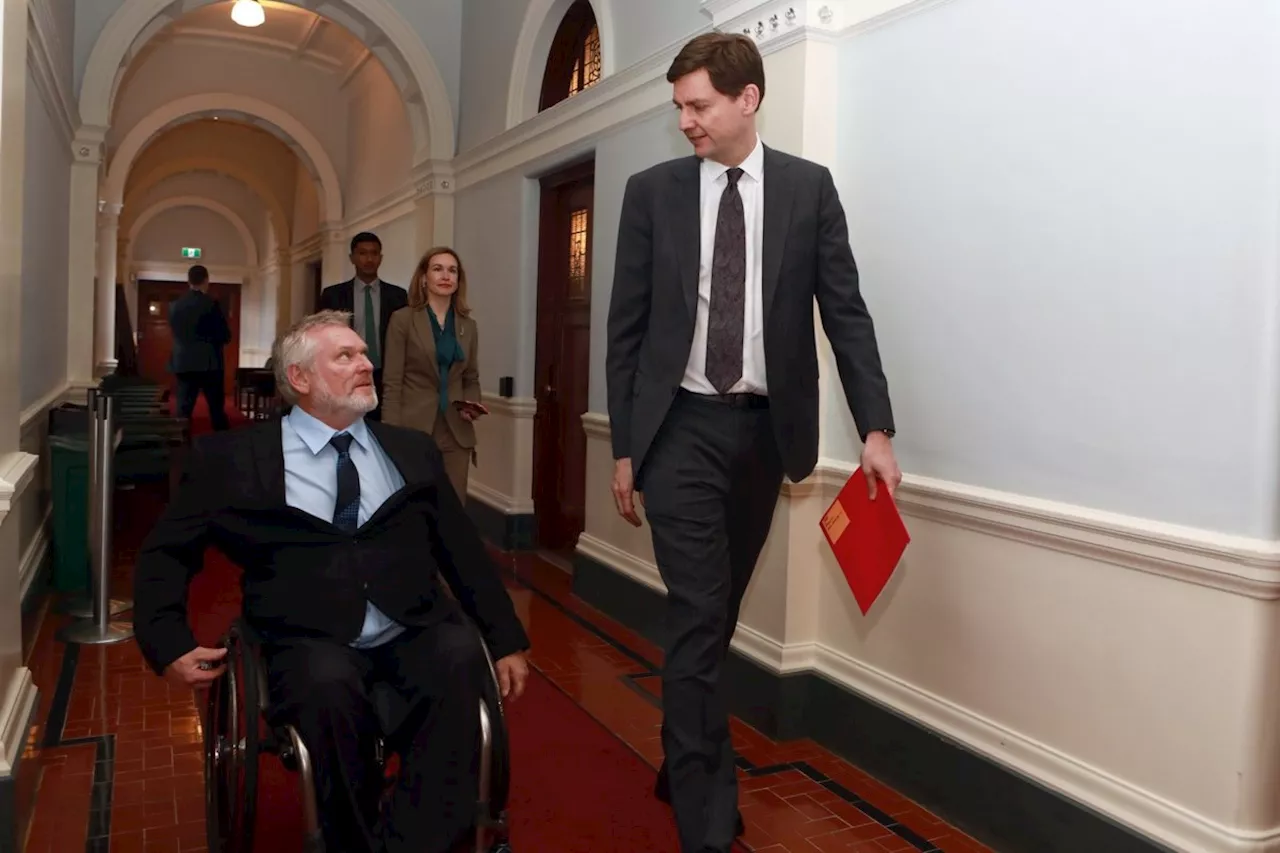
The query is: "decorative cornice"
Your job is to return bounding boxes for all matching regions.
[26,0,78,148]
[413,159,456,198]
[702,0,958,45]
[453,33,687,191]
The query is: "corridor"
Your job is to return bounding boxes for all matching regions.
[2,1,1277,852]
[16,409,991,850]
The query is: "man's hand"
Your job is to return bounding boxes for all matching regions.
[495,652,529,701]
[163,646,228,690]
[861,431,902,500]
[612,458,643,527]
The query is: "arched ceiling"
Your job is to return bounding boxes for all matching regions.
[118,1,373,93]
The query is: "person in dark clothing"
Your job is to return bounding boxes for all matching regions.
[133,310,530,853]
[316,232,409,420]
[167,264,232,430]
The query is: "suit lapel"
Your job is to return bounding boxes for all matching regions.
[761,146,793,328]
[670,158,701,322]
[367,421,430,485]
[340,280,356,326]
[250,421,287,504]
[411,309,438,364]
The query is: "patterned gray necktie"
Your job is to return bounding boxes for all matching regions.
[705,167,745,394]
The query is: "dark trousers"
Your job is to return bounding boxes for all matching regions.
[174,370,229,430]
[642,390,784,853]
[263,607,488,853]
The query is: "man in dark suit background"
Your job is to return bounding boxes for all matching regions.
[605,33,903,853]
[133,310,530,853]
[167,264,231,430]
[316,231,409,419]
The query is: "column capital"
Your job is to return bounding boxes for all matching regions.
[97,200,123,221]
[412,159,455,200]
[72,125,107,165]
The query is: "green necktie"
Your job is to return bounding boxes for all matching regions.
[363,285,380,368]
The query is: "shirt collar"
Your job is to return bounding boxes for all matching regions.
[287,405,371,456]
[701,134,764,184]
[356,278,381,292]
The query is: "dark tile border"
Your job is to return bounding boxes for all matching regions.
[33,642,117,853]
[569,552,1174,853]
[506,558,946,853]
[467,499,536,551]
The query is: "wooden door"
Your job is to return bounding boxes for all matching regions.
[532,160,594,552]
[136,280,242,396]
[308,260,323,312]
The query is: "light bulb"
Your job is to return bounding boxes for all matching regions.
[230,0,265,27]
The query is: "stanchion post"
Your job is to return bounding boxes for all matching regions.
[57,391,134,645]
[58,388,126,619]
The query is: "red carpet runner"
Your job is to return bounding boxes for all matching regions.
[187,551,682,851]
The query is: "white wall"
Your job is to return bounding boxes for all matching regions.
[20,36,71,409]
[829,0,1280,538]
[132,206,246,267]
[343,59,414,217]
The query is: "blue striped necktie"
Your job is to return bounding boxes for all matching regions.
[330,433,360,532]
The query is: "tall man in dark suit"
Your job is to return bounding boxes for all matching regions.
[606,33,903,853]
[316,231,409,419]
[167,264,232,430]
[133,310,530,853]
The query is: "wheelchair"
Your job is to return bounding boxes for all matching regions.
[202,618,514,852]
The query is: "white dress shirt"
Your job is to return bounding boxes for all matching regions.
[281,405,406,648]
[681,134,767,396]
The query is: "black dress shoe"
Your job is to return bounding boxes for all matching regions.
[654,772,745,837]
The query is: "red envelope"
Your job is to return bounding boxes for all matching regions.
[819,467,910,615]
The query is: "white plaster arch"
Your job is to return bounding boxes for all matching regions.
[104,93,342,224]
[80,0,455,161]
[127,195,260,269]
[506,0,616,130]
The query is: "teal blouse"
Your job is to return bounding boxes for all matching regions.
[428,306,464,413]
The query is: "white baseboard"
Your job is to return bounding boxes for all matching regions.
[468,480,535,516]
[0,668,36,777]
[576,532,664,593]
[812,643,1280,853]
[572,439,1280,853]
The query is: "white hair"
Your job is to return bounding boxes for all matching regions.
[271,310,353,405]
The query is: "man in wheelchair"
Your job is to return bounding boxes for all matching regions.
[133,310,531,853]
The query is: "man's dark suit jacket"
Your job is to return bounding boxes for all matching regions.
[605,146,895,485]
[317,279,409,353]
[167,289,231,374]
[132,419,529,676]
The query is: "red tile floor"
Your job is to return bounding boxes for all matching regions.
[17,484,994,853]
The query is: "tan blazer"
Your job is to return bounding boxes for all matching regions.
[381,306,481,448]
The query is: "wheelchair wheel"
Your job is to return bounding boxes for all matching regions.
[203,625,262,851]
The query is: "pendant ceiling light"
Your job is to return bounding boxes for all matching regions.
[230,0,266,27]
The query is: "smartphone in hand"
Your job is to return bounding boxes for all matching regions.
[453,400,489,418]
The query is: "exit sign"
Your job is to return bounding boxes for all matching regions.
[181,247,202,259]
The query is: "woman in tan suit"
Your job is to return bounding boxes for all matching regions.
[381,246,484,501]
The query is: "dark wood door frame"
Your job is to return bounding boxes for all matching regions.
[532,157,595,552]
